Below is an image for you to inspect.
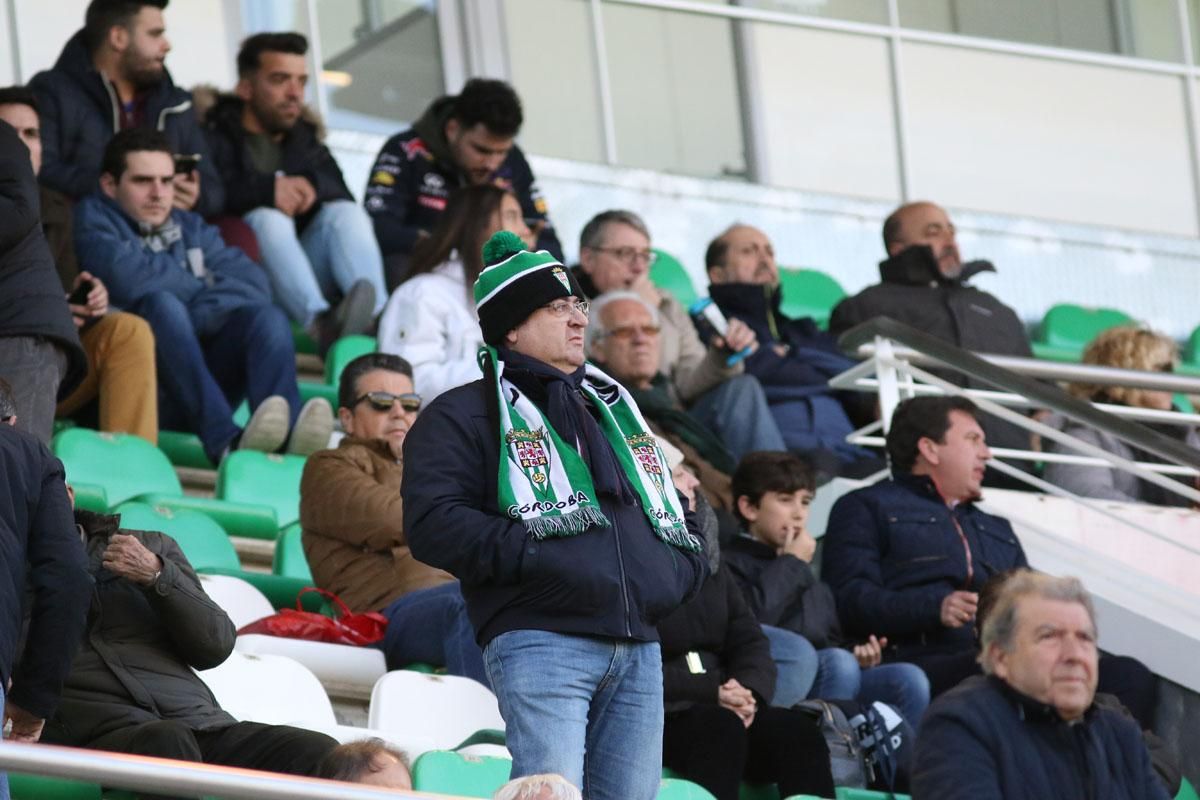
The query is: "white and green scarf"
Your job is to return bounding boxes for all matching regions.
[481,346,701,553]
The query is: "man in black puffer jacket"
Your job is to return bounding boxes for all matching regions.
[28,0,223,217]
[0,119,86,443]
[403,232,707,800]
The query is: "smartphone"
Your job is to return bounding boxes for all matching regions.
[68,279,94,306]
[173,153,202,174]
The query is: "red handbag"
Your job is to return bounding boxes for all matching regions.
[237,587,388,646]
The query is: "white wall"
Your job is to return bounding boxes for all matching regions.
[10,0,240,90]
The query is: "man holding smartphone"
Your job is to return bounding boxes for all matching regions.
[0,85,158,444]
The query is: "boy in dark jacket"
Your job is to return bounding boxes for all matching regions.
[723,451,930,725]
[202,32,383,352]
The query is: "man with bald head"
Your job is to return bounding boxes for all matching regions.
[829,201,1034,473]
[705,224,876,477]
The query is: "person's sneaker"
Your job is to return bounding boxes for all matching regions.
[286,397,335,456]
[238,395,290,453]
[311,279,377,358]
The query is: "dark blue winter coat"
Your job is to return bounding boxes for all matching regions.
[400,373,708,647]
[73,193,271,337]
[912,675,1170,800]
[822,474,1028,655]
[29,30,223,216]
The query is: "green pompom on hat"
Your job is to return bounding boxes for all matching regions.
[473,231,585,345]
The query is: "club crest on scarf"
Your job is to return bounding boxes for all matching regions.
[627,432,667,496]
[506,428,553,500]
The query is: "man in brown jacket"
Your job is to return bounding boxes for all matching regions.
[299,352,487,684]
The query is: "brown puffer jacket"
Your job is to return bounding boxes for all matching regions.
[299,437,452,613]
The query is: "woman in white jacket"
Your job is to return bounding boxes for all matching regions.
[377,185,532,401]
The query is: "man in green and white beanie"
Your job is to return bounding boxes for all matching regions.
[402,230,709,800]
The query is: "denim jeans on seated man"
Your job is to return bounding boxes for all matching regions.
[377,582,488,686]
[687,374,786,460]
[761,624,819,707]
[140,292,300,463]
[811,647,931,726]
[243,201,386,327]
[484,630,664,800]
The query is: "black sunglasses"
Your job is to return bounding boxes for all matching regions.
[355,391,422,413]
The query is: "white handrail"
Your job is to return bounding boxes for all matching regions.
[0,742,439,800]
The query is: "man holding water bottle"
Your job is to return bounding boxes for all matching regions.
[575,210,786,461]
[705,225,880,478]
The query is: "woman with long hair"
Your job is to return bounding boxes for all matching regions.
[1044,325,1199,505]
[377,185,532,401]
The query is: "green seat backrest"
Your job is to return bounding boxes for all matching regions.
[778,268,847,329]
[158,430,215,470]
[411,751,513,798]
[659,778,718,800]
[1185,328,1200,367]
[650,249,699,308]
[324,334,377,387]
[114,502,241,571]
[1177,777,1199,800]
[1037,304,1134,355]
[273,523,314,581]
[216,451,306,530]
[9,773,101,800]
[292,321,318,355]
[835,789,911,800]
[52,428,182,507]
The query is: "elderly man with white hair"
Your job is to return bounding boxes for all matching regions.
[911,571,1169,800]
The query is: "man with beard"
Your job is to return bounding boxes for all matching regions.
[829,201,1035,479]
[202,33,385,355]
[364,79,562,287]
[29,0,222,216]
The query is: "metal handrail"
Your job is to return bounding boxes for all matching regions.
[838,318,1200,471]
[0,742,433,800]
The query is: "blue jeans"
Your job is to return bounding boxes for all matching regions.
[688,375,786,460]
[811,647,930,726]
[135,293,300,462]
[761,625,819,708]
[244,201,387,325]
[377,582,488,687]
[483,630,663,800]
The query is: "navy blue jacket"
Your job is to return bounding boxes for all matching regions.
[400,376,708,647]
[363,95,562,260]
[0,425,92,719]
[202,94,352,233]
[73,193,272,337]
[822,474,1028,655]
[0,120,87,399]
[29,31,223,216]
[912,676,1170,800]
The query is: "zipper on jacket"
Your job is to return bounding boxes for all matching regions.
[157,99,192,131]
[100,74,121,132]
[949,510,975,588]
[610,510,634,638]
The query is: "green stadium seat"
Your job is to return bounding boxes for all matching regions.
[778,268,846,330]
[411,750,513,798]
[136,494,280,541]
[53,429,182,508]
[299,380,338,407]
[650,249,699,308]
[273,523,314,582]
[1177,777,1199,800]
[70,483,108,514]
[114,502,241,571]
[1035,303,1134,361]
[292,321,318,355]
[324,334,376,387]
[8,773,101,800]
[157,430,215,469]
[835,789,910,800]
[659,778,718,800]
[740,782,781,800]
[217,450,306,530]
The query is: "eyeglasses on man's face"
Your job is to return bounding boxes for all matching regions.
[592,246,657,266]
[606,324,661,341]
[355,391,422,414]
[544,299,590,318]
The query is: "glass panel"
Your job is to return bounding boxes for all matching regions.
[503,0,606,163]
[601,2,746,178]
[738,0,889,25]
[316,0,444,131]
[898,0,1184,63]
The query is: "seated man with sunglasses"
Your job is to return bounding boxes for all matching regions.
[299,352,487,684]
